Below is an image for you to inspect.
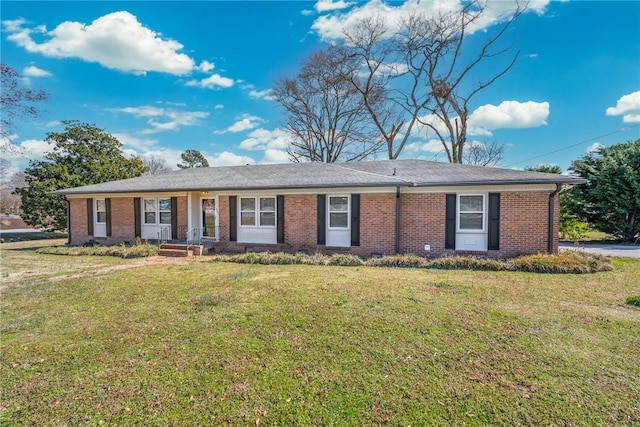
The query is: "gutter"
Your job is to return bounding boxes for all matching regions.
[395,186,401,254]
[548,183,562,254]
[64,195,71,245]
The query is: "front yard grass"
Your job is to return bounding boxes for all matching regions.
[1,246,639,425]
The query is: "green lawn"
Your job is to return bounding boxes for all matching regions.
[1,244,639,425]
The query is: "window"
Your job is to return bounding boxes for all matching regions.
[259,197,276,226]
[158,198,171,224]
[329,196,349,229]
[458,195,484,231]
[240,197,256,226]
[239,196,276,227]
[143,198,172,225]
[95,199,106,223]
[144,199,156,224]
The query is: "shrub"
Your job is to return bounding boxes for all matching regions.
[365,254,427,268]
[328,253,363,266]
[427,256,510,271]
[511,251,612,274]
[208,251,612,274]
[36,242,158,259]
[626,296,640,307]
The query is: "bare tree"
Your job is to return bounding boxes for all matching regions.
[1,64,48,153]
[272,48,384,163]
[339,0,524,162]
[463,139,505,166]
[0,161,27,215]
[142,154,173,175]
[339,16,421,160]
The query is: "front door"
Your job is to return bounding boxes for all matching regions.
[202,198,216,239]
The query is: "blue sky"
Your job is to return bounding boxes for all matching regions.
[2,0,639,175]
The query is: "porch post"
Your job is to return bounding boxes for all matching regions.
[187,192,192,232]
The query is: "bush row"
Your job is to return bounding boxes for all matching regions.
[209,250,613,274]
[36,242,158,259]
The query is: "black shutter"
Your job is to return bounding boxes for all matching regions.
[229,196,237,242]
[350,194,360,247]
[445,194,456,250]
[488,193,500,250]
[105,198,112,237]
[134,198,141,238]
[171,197,178,240]
[277,195,285,244]
[317,195,326,245]
[87,198,94,236]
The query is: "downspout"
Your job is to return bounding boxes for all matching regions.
[64,196,71,245]
[395,186,401,254]
[548,183,562,254]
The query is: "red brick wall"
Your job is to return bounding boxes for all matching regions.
[176,196,187,229]
[399,193,447,256]
[218,195,230,245]
[284,195,317,252]
[109,197,135,243]
[397,191,557,258]
[69,190,559,257]
[353,193,396,257]
[69,196,188,245]
[69,198,88,245]
[499,191,557,257]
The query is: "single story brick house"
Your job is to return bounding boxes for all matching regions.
[56,159,585,258]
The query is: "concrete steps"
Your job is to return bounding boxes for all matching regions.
[158,243,204,257]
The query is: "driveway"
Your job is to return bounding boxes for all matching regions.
[560,242,640,258]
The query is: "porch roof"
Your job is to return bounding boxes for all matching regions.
[56,159,586,195]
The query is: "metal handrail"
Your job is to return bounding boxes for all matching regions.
[157,226,171,246]
[158,225,218,246]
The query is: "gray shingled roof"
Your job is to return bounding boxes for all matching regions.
[56,159,586,195]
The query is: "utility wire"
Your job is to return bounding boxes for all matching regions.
[505,123,640,168]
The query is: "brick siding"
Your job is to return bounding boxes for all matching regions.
[68,190,559,258]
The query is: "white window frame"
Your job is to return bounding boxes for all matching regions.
[158,198,172,225]
[259,197,276,227]
[143,197,172,226]
[239,196,276,228]
[457,194,485,232]
[328,195,350,230]
[95,199,106,224]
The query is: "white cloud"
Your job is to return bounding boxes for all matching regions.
[19,138,51,159]
[207,151,255,167]
[214,104,224,109]
[185,74,234,89]
[112,133,158,151]
[405,139,444,154]
[216,115,264,134]
[468,100,550,135]
[311,0,550,41]
[410,100,549,139]
[2,17,27,32]
[6,11,195,75]
[23,65,52,77]
[605,91,640,123]
[197,60,215,73]
[109,105,209,133]
[587,142,603,153]
[315,0,354,13]
[261,149,291,164]
[113,106,165,117]
[239,128,292,151]
[248,88,276,101]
